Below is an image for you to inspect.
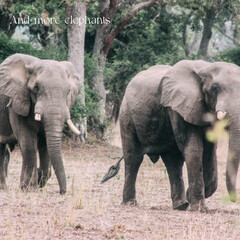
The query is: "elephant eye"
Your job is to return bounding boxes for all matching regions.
[33,84,39,93]
[210,83,220,93]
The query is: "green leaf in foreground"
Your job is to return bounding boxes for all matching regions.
[206,119,228,143]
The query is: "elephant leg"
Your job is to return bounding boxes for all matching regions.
[9,114,38,191]
[121,129,143,205]
[122,154,143,205]
[38,135,51,188]
[184,128,206,212]
[4,147,10,178]
[161,151,188,210]
[19,139,38,191]
[168,110,206,212]
[0,144,8,189]
[202,138,217,198]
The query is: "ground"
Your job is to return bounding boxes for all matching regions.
[0,133,240,240]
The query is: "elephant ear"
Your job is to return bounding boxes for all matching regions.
[0,54,30,116]
[159,60,211,126]
[61,61,81,109]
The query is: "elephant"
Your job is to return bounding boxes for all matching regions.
[0,53,82,194]
[102,60,240,211]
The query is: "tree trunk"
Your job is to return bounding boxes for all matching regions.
[197,5,216,58]
[0,0,17,37]
[92,0,159,138]
[66,0,87,143]
[92,54,107,138]
[182,23,189,56]
[188,29,201,55]
[92,20,109,137]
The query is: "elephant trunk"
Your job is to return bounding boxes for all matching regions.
[44,112,67,194]
[226,122,240,202]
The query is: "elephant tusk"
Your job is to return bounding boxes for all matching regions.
[35,113,42,121]
[67,119,81,135]
[6,98,12,108]
[217,111,227,120]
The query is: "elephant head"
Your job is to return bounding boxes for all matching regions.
[0,53,81,194]
[160,60,240,201]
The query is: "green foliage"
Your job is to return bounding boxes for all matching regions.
[83,55,103,131]
[70,83,99,121]
[0,31,67,62]
[105,5,185,118]
[218,46,240,66]
[206,120,228,143]
[70,53,99,129]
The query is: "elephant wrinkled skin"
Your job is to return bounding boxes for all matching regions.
[0,54,81,194]
[106,60,240,211]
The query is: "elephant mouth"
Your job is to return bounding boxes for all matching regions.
[34,113,81,135]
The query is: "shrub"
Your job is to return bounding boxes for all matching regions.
[218,46,240,66]
[0,31,67,62]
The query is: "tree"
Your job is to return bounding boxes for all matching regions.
[92,0,159,137]
[175,0,240,58]
[171,0,218,58]
[0,0,18,37]
[197,3,217,58]
[105,2,184,121]
[214,0,240,46]
[66,0,87,143]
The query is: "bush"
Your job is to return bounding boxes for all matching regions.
[0,31,67,62]
[218,46,240,66]
[71,54,100,132]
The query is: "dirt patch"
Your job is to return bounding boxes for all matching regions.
[0,137,240,240]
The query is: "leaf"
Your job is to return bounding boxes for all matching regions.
[206,119,228,143]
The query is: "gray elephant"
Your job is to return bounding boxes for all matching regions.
[0,53,81,194]
[102,60,240,211]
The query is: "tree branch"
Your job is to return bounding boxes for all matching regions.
[103,0,160,56]
[100,0,110,18]
[108,0,118,19]
[214,25,239,46]
[125,12,160,28]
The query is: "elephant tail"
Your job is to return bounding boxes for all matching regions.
[101,156,123,184]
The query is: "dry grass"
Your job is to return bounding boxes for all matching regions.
[0,136,240,240]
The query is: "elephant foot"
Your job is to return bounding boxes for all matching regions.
[173,201,189,211]
[20,182,38,193]
[186,188,208,212]
[121,199,137,206]
[228,191,237,202]
[189,202,209,213]
[38,179,47,188]
[38,173,48,188]
[38,168,51,188]
[205,182,217,199]
[60,189,66,195]
[21,186,38,193]
[0,183,8,190]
